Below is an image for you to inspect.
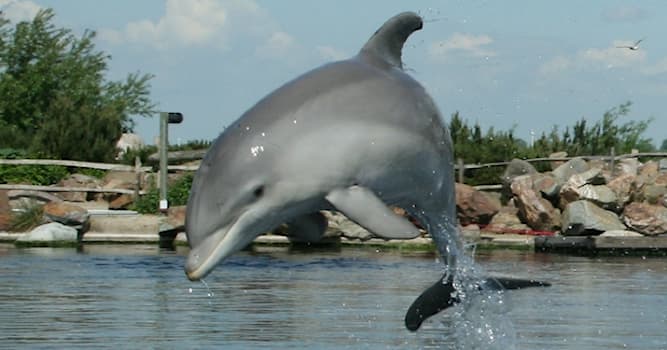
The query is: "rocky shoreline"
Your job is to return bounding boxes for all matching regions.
[2,154,667,253]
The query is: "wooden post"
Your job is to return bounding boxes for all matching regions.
[457,158,464,184]
[610,147,615,177]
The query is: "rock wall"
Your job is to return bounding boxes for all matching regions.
[473,156,667,237]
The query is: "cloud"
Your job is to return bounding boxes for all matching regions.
[579,40,646,68]
[255,31,297,59]
[539,40,646,75]
[0,0,41,22]
[315,45,347,61]
[539,56,572,75]
[602,5,648,23]
[429,33,496,61]
[641,58,667,76]
[99,0,257,50]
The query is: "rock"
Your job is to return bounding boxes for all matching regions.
[455,183,500,226]
[607,174,639,207]
[15,222,78,245]
[42,201,90,233]
[159,205,186,233]
[532,174,559,198]
[511,174,561,231]
[56,174,103,202]
[8,190,62,208]
[0,190,10,230]
[561,200,626,236]
[551,157,590,185]
[102,171,140,205]
[501,159,537,188]
[323,211,373,241]
[0,212,10,231]
[460,224,480,240]
[109,194,135,209]
[488,205,531,232]
[660,158,667,172]
[638,160,659,184]
[0,189,9,213]
[548,152,568,170]
[642,184,667,205]
[599,230,643,237]
[561,184,617,211]
[616,158,640,176]
[623,202,667,236]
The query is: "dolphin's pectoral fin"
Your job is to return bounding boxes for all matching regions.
[286,212,328,243]
[326,186,421,239]
[405,274,551,331]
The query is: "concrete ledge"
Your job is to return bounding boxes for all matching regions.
[536,235,667,255]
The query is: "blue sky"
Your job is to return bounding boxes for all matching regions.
[3,0,667,147]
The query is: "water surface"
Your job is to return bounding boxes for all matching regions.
[0,244,665,349]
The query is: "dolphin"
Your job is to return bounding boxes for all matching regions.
[185,11,547,331]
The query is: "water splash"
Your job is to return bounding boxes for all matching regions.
[429,216,516,349]
[201,279,214,298]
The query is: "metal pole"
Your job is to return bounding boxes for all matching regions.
[159,112,169,211]
[457,158,464,184]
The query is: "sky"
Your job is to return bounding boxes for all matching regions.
[2,0,667,148]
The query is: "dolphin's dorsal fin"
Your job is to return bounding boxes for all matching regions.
[359,12,423,69]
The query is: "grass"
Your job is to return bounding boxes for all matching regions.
[9,200,44,232]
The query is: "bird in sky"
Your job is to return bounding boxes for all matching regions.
[617,38,645,51]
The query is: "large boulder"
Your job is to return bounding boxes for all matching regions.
[532,173,559,199]
[159,205,186,233]
[0,190,10,230]
[488,203,531,232]
[102,171,140,208]
[511,174,561,231]
[43,201,90,233]
[615,158,640,177]
[607,173,639,208]
[15,222,78,246]
[639,172,667,205]
[455,183,500,226]
[501,159,537,188]
[623,202,667,236]
[8,190,61,208]
[561,200,626,236]
[559,168,617,210]
[638,160,659,184]
[56,174,103,202]
[548,151,568,170]
[323,211,372,241]
[551,157,590,185]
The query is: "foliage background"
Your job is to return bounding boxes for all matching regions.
[0,9,154,162]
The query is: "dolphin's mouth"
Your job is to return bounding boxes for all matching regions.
[184,226,230,281]
[184,210,267,281]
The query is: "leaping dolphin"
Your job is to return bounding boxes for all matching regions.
[184,11,548,331]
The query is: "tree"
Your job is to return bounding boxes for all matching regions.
[0,9,155,161]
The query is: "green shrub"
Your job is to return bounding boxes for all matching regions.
[131,173,194,214]
[0,164,68,185]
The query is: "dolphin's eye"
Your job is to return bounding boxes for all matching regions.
[253,185,265,198]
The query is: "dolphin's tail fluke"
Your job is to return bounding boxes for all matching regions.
[404,274,550,331]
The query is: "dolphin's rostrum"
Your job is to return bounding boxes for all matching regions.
[185,11,547,331]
